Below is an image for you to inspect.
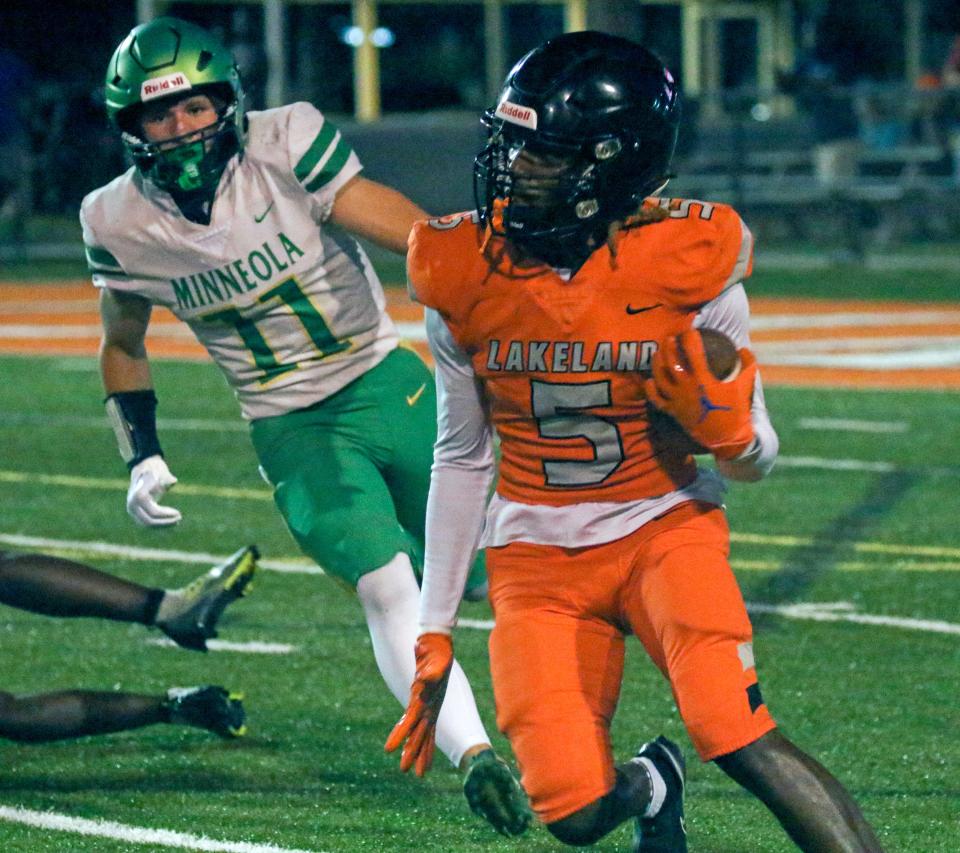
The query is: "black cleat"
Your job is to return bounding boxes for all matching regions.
[156,545,258,651]
[633,736,687,853]
[463,749,533,837]
[162,686,246,738]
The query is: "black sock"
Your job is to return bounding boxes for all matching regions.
[547,764,653,846]
[143,588,166,625]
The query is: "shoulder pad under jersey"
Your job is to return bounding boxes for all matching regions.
[406,211,486,311]
[247,102,360,197]
[621,198,753,309]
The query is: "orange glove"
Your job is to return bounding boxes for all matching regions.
[644,330,757,460]
[385,632,454,777]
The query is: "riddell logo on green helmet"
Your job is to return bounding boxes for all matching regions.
[142,72,192,102]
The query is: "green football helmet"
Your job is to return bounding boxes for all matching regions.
[105,16,245,195]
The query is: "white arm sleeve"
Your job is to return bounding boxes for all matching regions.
[694,283,779,482]
[418,308,496,634]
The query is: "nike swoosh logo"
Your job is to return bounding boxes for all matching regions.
[406,383,427,407]
[254,202,275,223]
[626,303,662,315]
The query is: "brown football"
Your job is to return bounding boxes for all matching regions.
[698,328,740,381]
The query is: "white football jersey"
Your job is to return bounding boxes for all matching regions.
[80,102,399,420]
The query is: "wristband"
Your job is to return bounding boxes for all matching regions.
[104,390,164,469]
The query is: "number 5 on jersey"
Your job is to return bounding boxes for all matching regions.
[532,379,624,487]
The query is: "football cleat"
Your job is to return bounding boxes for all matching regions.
[463,749,533,837]
[633,736,687,853]
[162,686,247,738]
[156,545,258,651]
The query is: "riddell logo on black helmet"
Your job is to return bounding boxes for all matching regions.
[495,100,538,130]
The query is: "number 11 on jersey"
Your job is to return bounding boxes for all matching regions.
[202,275,351,383]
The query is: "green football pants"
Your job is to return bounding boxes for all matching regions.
[250,346,485,590]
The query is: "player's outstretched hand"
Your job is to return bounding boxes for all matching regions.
[385,632,453,777]
[127,454,182,527]
[644,330,757,460]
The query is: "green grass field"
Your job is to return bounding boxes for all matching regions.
[1,272,959,851]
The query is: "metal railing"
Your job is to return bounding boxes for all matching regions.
[3,82,959,255]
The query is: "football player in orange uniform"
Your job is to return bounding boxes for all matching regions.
[387,31,883,853]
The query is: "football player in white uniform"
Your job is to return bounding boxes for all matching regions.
[81,17,529,836]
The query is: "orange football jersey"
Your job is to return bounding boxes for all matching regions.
[408,199,753,506]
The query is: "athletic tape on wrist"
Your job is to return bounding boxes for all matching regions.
[104,390,163,469]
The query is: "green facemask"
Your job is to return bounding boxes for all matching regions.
[164,140,205,192]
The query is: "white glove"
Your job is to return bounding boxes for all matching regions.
[127,455,182,527]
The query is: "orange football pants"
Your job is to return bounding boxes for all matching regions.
[486,501,776,824]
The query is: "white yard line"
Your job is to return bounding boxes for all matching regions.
[731,531,960,559]
[0,470,272,501]
[754,333,960,370]
[759,347,960,369]
[0,323,194,340]
[464,602,960,636]
[731,558,960,572]
[0,413,247,431]
[0,534,322,575]
[3,413,923,443]
[3,518,959,644]
[458,617,495,630]
[6,531,957,575]
[774,455,896,473]
[7,534,957,638]
[797,417,909,433]
[0,413,921,437]
[13,310,960,339]
[749,310,960,331]
[5,519,960,571]
[757,334,960,353]
[146,638,298,654]
[6,311,960,340]
[0,805,325,853]
[0,450,935,504]
[745,601,960,636]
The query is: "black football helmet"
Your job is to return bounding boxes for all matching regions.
[474,31,681,268]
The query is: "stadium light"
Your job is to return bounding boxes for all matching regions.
[339,24,395,48]
[341,25,365,47]
[370,27,395,48]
